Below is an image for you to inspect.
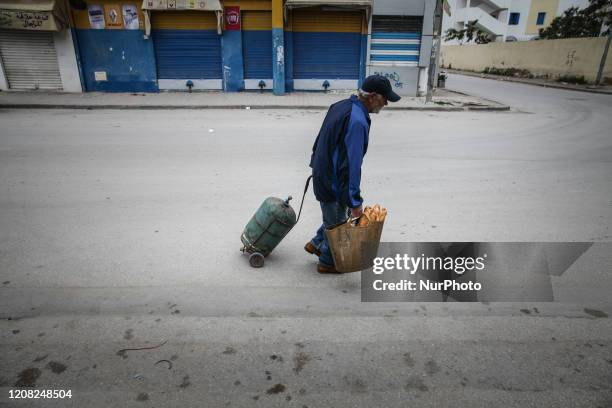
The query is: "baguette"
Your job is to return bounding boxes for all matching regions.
[356,204,388,224]
[357,212,370,227]
[372,208,380,221]
[379,208,387,222]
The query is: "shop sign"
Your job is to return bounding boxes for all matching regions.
[88,4,105,29]
[0,10,57,30]
[122,4,140,30]
[104,4,123,28]
[224,6,239,30]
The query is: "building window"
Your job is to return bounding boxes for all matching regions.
[536,12,546,25]
[509,12,520,25]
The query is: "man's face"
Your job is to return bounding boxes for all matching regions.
[369,93,388,114]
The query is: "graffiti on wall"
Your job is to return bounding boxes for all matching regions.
[565,50,576,67]
[0,10,52,30]
[374,71,403,88]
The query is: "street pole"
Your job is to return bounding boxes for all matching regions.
[426,0,444,102]
[595,30,611,86]
[272,0,285,95]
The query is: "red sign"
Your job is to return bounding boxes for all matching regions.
[224,6,240,30]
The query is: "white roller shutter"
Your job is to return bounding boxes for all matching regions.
[0,29,62,90]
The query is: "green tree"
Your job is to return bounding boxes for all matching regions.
[444,20,493,44]
[539,0,611,39]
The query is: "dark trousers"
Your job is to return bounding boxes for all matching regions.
[309,201,349,267]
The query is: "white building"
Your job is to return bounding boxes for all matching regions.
[442,0,590,43]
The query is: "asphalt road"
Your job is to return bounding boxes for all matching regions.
[1,77,611,407]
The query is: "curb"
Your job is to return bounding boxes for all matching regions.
[465,104,511,111]
[0,103,510,112]
[446,70,612,95]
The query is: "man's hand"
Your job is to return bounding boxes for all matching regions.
[350,205,363,218]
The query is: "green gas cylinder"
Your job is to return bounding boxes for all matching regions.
[241,196,297,267]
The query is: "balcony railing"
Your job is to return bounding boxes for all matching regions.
[454,7,506,36]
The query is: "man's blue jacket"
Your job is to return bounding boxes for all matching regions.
[309,95,371,208]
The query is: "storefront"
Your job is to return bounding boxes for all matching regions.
[71,0,157,92]
[284,0,370,91]
[0,0,81,91]
[368,14,423,96]
[370,0,430,96]
[1,0,426,95]
[241,10,272,89]
[150,10,223,90]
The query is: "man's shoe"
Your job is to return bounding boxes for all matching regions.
[304,242,321,257]
[317,263,340,274]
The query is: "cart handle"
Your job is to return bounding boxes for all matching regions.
[296,175,312,224]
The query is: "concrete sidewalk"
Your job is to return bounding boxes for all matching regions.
[0,88,510,111]
[445,69,612,95]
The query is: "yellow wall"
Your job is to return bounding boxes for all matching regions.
[291,9,364,33]
[526,0,559,35]
[72,0,147,30]
[223,0,271,10]
[150,11,217,29]
[73,0,271,30]
[242,10,271,30]
[271,0,282,28]
[441,37,612,83]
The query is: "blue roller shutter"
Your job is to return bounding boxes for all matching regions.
[152,12,221,79]
[370,16,422,66]
[153,30,221,78]
[242,11,272,79]
[292,9,362,79]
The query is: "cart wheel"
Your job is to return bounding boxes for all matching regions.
[249,252,265,268]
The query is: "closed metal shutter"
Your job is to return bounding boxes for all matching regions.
[292,9,362,79]
[0,29,62,90]
[242,11,272,79]
[152,12,221,79]
[372,15,423,32]
[370,16,422,66]
[151,11,218,29]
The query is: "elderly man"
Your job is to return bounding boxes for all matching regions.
[305,75,401,273]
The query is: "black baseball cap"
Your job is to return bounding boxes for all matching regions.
[361,75,401,102]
